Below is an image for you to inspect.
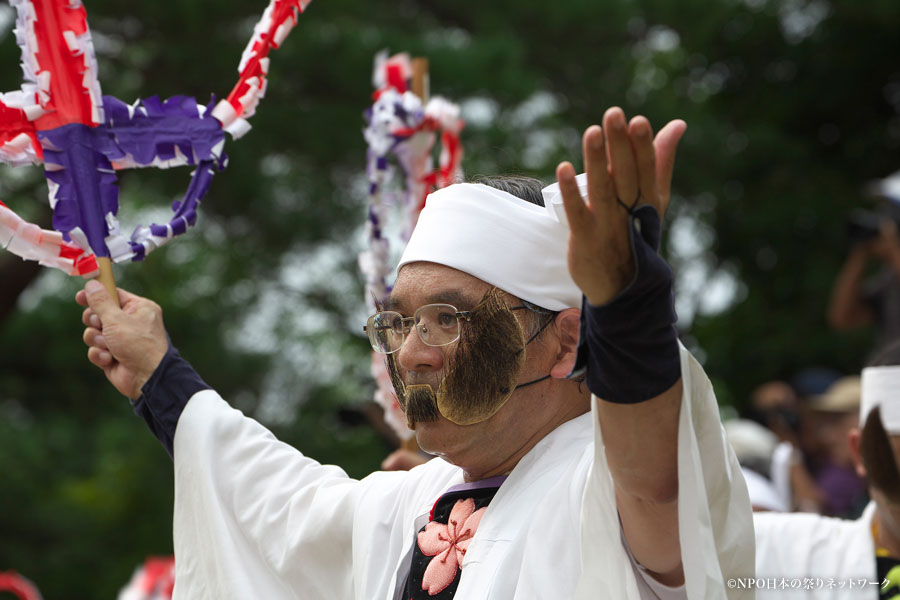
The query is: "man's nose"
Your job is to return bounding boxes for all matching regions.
[397,325,444,372]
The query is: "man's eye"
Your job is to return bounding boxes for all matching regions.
[437,311,456,327]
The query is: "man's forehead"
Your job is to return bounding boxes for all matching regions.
[384,289,480,312]
[386,262,494,312]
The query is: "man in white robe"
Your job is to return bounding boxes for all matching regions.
[78,107,754,599]
[754,340,900,599]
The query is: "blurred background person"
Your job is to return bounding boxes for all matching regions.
[743,380,808,511]
[747,380,801,445]
[807,375,869,518]
[829,171,900,358]
[745,372,841,514]
[790,367,847,514]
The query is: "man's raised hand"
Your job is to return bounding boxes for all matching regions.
[556,107,686,306]
[76,281,168,399]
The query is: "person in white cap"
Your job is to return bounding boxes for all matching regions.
[753,339,900,599]
[76,107,753,599]
[722,418,789,512]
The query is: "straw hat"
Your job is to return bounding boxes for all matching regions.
[809,376,861,413]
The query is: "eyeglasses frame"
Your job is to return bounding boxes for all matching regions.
[363,301,556,355]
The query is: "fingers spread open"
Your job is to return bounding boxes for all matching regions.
[603,107,639,207]
[629,116,658,211]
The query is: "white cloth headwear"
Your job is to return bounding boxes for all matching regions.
[540,172,589,228]
[398,181,583,311]
[860,365,900,434]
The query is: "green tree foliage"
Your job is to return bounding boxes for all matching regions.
[0,0,898,596]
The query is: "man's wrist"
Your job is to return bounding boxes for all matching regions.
[583,257,636,307]
[132,343,210,458]
[572,205,681,404]
[132,347,167,400]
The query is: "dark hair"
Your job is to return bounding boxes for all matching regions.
[860,407,900,502]
[860,338,900,501]
[470,175,546,207]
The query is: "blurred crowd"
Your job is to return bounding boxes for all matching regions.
[728,372,869,516]
[725,171,900,518]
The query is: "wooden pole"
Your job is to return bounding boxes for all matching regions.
[398,56,431,457]
[411,57,429,102]
[96,256,120,308]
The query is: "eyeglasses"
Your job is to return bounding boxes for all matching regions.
[364,298,557,354]
[364,304,473,354]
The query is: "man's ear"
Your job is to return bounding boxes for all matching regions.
[550,307,580,379]
[848,427,865,479]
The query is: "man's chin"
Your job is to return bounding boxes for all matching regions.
[403,383,441,426]
[409,420,454,458]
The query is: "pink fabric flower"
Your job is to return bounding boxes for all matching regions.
[416,498,487,595]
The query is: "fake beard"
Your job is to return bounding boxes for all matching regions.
[386,287,527,427]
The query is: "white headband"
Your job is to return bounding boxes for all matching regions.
[861,365,900,434]
[397,180,584,311]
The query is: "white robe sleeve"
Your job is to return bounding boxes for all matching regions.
[170,389,362,600]
[753,504,877,599]
[574,344,756,600]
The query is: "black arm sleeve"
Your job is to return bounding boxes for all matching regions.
[131,342,211,458]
